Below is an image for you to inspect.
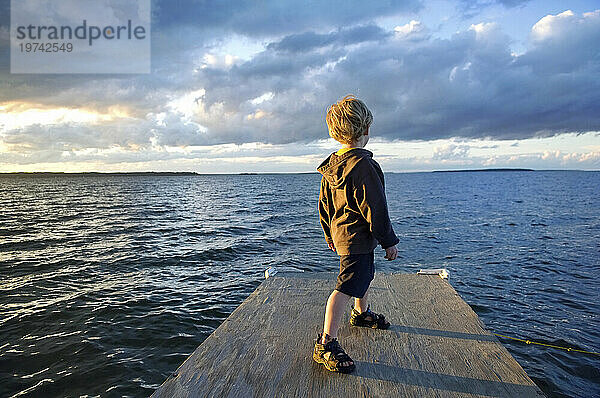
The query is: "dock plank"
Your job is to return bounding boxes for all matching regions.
[152,272,544,397]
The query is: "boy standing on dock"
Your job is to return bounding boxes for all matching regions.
[314,95,399,373]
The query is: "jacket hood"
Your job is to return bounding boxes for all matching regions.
[317,148,373,188]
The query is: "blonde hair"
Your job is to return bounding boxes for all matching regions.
[326,94,373,145]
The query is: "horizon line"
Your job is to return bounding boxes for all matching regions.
[0,168,597,176]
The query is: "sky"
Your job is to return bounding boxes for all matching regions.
[0,0,599,173]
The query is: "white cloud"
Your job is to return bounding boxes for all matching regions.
[249,92,274,105]
[200,53,240,69]
[433,144,470,160]
[469,22,497,35]
[531,10,575,41]
[394,20,428,40]
[166,89,206,119]
[0,103,118,130]
[2,132,598,172]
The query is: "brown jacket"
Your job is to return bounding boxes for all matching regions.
[317,148,399,255]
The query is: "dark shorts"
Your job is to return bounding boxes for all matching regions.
[335,251,374,298]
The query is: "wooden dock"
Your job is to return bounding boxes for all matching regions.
[152,272,545,397]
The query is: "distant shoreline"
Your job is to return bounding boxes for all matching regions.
[432,168,534,173]
[1,169,594,176]
[0,171,200,176]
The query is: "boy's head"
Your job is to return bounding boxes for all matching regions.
[326,94,373,145]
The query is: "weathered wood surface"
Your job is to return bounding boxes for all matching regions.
[152,272,544,398]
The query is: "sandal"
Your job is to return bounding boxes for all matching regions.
[313,333,356,373]
[349,306,390,329]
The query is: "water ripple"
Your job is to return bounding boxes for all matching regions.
[0,172,599,397]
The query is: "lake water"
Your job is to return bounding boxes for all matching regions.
[1,171,599,397]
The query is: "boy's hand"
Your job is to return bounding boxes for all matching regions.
[384,245,398,261]
[328,242,336,252]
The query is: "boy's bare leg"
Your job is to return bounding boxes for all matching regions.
[321,289,353,367]
[322,289,350,341]
[354,290,368,313]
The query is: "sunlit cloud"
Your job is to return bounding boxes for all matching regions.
[246,110,269,120]
[0,102,125,130]
[1,132,598,173]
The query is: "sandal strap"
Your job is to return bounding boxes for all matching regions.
[362,308,380,321]
[325,340,352,361]
[326,350,351,361]
[366,308,386,321]
[356,307,389,325]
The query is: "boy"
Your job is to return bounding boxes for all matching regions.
[313,94,399,373]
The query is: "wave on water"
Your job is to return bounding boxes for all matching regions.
[1,171,599,397]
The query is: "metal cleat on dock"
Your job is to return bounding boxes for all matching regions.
[264,267,278,279]
[417,268,449,279]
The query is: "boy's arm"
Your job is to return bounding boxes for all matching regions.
[353,160,399,249]
[318,176,334,247]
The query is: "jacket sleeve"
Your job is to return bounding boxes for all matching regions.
[318,176,334,245]
[353,160,399,249]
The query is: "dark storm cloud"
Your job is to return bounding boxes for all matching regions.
[267,25,390,53]
[1,2,600,160]
[0,0,7,27]
[152,0,422,36]
[0,0,417,105]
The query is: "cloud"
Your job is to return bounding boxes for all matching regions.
[2,132,598,172]
[394,20,429,41]
[267,24,390,53]
[186,10,600,144]
[483,150,600,169]
[1,4,600,169]
[152,0,422,37]
[522,10,600,74]
[433,144,470,160]
[457,0,531,19]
